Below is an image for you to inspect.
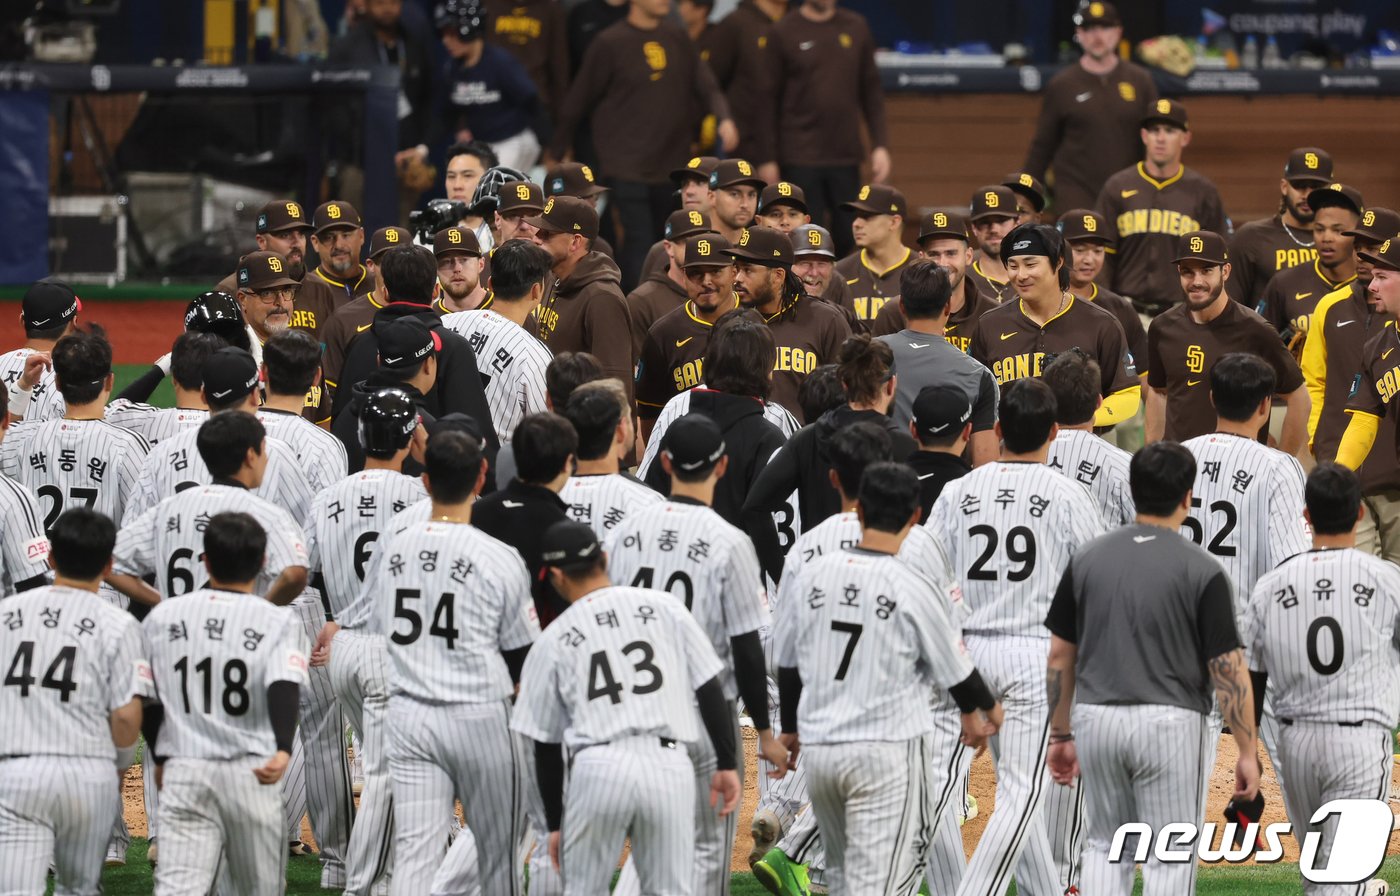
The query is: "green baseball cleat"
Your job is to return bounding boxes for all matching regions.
[753,847,811,896]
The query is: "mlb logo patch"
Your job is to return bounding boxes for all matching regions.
[551,178,565,194]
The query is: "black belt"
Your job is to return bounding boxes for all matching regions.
[659,737,677,749]
[1279,718,1363,727]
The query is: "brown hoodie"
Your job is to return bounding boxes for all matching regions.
[537,250,634,399]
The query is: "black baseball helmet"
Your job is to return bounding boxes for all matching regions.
[359,387,420,458]
[434,0,487,40]
[469,165,530,218]
[185,291,251,351]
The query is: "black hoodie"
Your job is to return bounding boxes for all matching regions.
[744,405,917,530]
[331,375,435,475]
[643,388,786,581]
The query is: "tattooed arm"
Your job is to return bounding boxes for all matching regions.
[1210,648,1261,801]
[1045,634,1079,785]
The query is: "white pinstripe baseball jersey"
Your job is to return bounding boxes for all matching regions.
[0,584,153,758]
[103,401,208,446]
[256,409,348,494]
[637,388,801,481]
[440,309,552,442]
[771,549,974,743]
[1046,429,1135,527]
[602,499,770,700]
[372,520,539,703]
[334,499,432,632]
[113,484,309,599]
[1244,548,1400,727]
[0,474,50,595]
[143,589,309,759]
[511,585,724,749]
[0,419,150,530]
[126,426,314,525]
[927,461,1106,636]
[1181,432,1309,617]
[558,473,664,539]
[307,470,427,621]
[0,348,65,422]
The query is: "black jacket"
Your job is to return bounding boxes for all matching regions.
[473,478,571,628]
[744,405,917,531]
[329,22,437,152]
[907,450,971,522]
[643,389,786,582]
[331,375,434,475]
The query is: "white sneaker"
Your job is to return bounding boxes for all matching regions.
[749,808,781,867]
[1365,881,1389,896]
[104,846,126,867]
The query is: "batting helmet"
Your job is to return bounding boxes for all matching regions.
[434,0,487,40]
[185,291,251,352]
[469,165,531,218]
[359,388,420,458]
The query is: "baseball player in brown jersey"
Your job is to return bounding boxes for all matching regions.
[708,159,764,246]
[756,182,812,234]
[969,223,1140,427]
[1060,208,1147,372]
[1003,171,1048,225]
[544,162,617,262]
[232,251,300,366]
[1336,237,1400,474]
[627,210,716,359]
[835,184,913,324]
[1257,183,1361,346]
[791,225,860,326]
[495,179,547,248]
[728,226,852,421]
[365,226,413,295]
[638,157,722,283]
[870,209,999,351]
[1145,231,1309,452]
[635,235,740,429]
[1226,147,1333,307]
[303,200,372,318]
[1302,207,1400,559]
[1096,99,1228,314]
[433,223,490,313]
[215,199,316,296]
[966,185,1019,299]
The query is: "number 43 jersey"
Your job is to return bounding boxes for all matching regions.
[143,589,307,760]
[511,586,725,750]
[371,521,539,704]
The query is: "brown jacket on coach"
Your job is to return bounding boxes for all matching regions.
[536,251,635,400]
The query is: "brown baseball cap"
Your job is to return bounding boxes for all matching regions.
[670,155,720,185]
[842,184,907,218]
[1284,147,1333,184]
[1306,183,1364,218]
[664,209,715,242]
[237,250,299,290]
[1003,172,1048,212]
[1073,1,1119,27]
[313,200,362,236]
[918,209,970,243]
[523,196,599,241]
[1142,98,1189,130]
[683,234,734,270]
[1359,235,1400,272]
[256,199,314,234]
[1173,231,1228,265]
[1345,207,1400,242]
[708,159,765,191]
[496,180,546,215]
[433,225,483,259]
[724,226,793,267]
[1058,208,1113,245]
[368,226,413,261]
[791,224,837,259]
[759,182,808,215]
[546,162,607,199]
[969,186,1018,222]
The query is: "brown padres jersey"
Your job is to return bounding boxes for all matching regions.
[1256,259,1357,340]
[763,294,852,421]
[834,247,913,323]
[1096,163,1228,311]
[634,297,739,419]
[1146,299,1304,442]
[1225,214,1317,308]
[870,278,999,354]
[1081,283,1147,373]
[1345,325,1400,467]
[626,272,688,359]
[966,259,1009,302]
[969,295,1137,397]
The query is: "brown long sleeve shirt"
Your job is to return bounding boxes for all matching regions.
[486,0,571,119]
[702,0,780,165]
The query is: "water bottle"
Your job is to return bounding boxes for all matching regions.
[1241,35,1259,69]
[1263,35,1283,69]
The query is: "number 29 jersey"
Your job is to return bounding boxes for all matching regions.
[511,585,724,750]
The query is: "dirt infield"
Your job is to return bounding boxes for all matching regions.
[0,299,183,365]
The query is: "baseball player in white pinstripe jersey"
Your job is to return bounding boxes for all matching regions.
[1245,463,1400,896]
[0,414,53,597]
[371,430,537,896]
[1,279,84,425]
[0,509,150,895]
[1182,353,1309,794]
[927,378,1106,896]
[559,380,663,537]
[104,331,228,446]
[757,422,973,896]
[604,413,785,896]
[142,511,310,896]
[775,461,1002,895]
[513,518,745,895]
[1043,350,1135,528]
[442,239,554,444]
[308,388,427,896]
[125,347,315,526]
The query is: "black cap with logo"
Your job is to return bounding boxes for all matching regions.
[21,279,81,329]
[912,385,973,442]
[201,347,260,402]
[376,317,441,370]
[662,413,726,473]
[540,519,603,571]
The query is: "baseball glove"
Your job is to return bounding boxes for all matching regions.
[1223,791,1266,849]
[399,155,438,193]
[1286,327,1307,365]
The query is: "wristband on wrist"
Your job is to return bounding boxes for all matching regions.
[7,382,32,418]
[1049,732,1075,744]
